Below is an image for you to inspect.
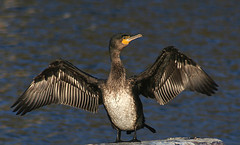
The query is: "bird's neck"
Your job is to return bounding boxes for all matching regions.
[107,51,126,86]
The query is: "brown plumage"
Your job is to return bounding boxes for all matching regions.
[12,33,218,142]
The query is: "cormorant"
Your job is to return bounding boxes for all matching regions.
[11,33,218,142]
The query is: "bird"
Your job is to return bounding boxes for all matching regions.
[11,33,218,142]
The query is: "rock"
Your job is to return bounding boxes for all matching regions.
[90,137,224,145]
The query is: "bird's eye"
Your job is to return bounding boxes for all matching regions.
[122,36,130,39]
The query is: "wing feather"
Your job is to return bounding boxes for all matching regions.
[11,59,103,115]
[132,46,218,105]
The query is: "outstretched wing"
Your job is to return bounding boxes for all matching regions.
[132,46,218,105]
[11,59,103,115]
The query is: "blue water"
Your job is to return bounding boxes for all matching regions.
[0,0,239,144]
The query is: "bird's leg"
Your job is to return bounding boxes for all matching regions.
[130,126,141,142]
[115,129,123,142]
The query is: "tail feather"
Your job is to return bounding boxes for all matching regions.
[144,123,156,133]
[126,124,156,134]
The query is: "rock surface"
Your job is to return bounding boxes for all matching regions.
[90,137,224,145]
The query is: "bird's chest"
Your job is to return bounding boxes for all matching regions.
[103,88,137,130]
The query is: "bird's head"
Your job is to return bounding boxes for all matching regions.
[109,33,142,53]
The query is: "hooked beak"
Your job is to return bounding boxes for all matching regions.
[122,34,143,45]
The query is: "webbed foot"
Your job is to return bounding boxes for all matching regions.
[129,138,141,142]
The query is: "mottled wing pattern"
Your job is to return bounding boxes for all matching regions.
[11,59,103,115]
[133,46,218,105]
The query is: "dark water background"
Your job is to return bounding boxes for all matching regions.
[0,0,239,144]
